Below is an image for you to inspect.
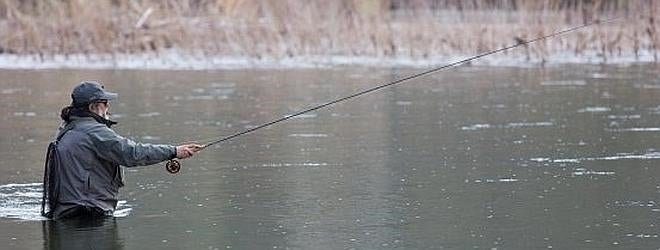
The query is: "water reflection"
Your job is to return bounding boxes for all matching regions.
[42,217,123,250]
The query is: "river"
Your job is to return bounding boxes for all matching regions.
[1,64,660,249]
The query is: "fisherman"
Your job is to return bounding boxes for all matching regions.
[42,80,201,220]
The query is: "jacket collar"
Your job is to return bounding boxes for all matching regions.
[69,112,118,128]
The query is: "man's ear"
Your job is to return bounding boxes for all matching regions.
[88,103,98,113]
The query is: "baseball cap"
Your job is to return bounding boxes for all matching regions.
[71,80,118,106]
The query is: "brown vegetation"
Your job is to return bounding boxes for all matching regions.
[0,0,658,62]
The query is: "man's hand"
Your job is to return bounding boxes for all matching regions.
[176,144,203,159]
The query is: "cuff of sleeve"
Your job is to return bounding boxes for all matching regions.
[170,146,177,159]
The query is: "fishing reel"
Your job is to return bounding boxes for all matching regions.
[164,144,206,174]
[165,159,181,174]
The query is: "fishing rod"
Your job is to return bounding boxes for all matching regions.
[165,16,621,174]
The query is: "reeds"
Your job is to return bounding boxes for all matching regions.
[0,0,658,62]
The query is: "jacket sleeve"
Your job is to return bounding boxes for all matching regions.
[88,125,177,167]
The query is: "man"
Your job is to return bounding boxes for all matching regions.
[42,80,201,220]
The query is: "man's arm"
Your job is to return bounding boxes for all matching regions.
[89,125,198,167]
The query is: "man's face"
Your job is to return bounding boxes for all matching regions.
[92,100,110,118]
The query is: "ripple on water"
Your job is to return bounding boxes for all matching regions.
[625,233,659,238]
[1,88,25,94]
[0,183,45,221]
[572,168,615,176]
[577,107,611,113]
[209,82,236,88]
[13,112,36,117]
[610,200,656,208]
[461,121,554,131]
[0,183,131,221]
[607,114,641,120]
[288,133,329,138]
[260,162,341,168]
[635,84,660,89]
[607,127,660,132]
[540,80,587,86]
[531,151,660,163]
[141,135,162,140]
[294,113,318,119]
[137,112,161,117]
[471,178,520,184]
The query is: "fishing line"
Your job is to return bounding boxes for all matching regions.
[165,17,621,174]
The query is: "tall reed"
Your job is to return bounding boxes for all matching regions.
[0,0,657,62]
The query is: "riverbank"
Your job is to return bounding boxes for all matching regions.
[0,1,658,69]
[0,49,657,70]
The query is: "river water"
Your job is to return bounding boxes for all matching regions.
[1,64,660,249]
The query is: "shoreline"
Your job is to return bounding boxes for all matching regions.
[0,50,657,70]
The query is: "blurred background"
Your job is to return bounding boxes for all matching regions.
[0,0,658,66]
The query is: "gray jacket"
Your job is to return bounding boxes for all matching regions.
[52,116,176,218]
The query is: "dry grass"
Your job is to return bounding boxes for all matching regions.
[0,0,658,62]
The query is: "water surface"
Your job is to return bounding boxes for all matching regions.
[1,65,660,249]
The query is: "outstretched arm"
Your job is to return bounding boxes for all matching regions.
[90,126,200,167]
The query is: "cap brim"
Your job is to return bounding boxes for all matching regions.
[100,91,119,100]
